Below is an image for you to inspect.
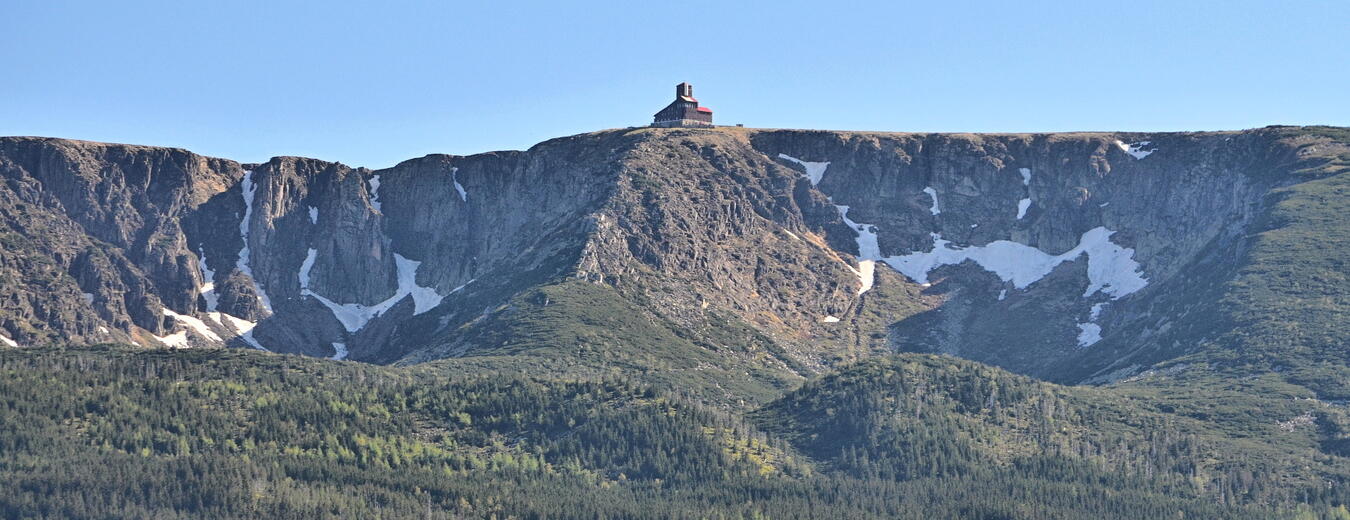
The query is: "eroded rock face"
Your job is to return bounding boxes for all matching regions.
[0,132,638,360]
[0,127,1339,382]
[574,128,1333,382]
[0,137,241,346]
[574,130,864,371]
[751,130,1283,380]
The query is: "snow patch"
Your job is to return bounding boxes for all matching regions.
[301,251,445,333]
[0,335,17,347]
[1075,302,1111,347]
[161,308,222,342]
[1076,229,1149,298]
[1076,322,1103,347]
[236,171,273,313]
[330,342,348,361]
[834,204,880,295]
[779,152,1144,351]
[367,174,382,212]
[308,206,318,224]
[777,153,830,186]
[82,292,95,305]
[855,260,876,295]
[1115,140,1154,160]
[782,230,802,241]
[155,331,190,348]
[922,187,940,215]
[451,167,468,201]
[796,154,878,297]
[449,279,474,295]
[885,227,1147,299]
[211,312,266,351]
[835,206,882,260]
[299,248,317,289]
[397,254,445,314]
[155,306,228,348]
[197,246,218,312]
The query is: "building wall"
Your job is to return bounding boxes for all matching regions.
[653,102,712,126]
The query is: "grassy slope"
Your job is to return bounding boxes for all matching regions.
[1215,164,1350,396]
[413,279,804,407]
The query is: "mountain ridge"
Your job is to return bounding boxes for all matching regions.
[1,125,1348,517]
[2,126,1346,384]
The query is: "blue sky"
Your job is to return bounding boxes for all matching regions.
[3,1,1346,168]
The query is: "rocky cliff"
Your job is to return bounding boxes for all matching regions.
[754,130,1287,382]
[1,126,1345,387]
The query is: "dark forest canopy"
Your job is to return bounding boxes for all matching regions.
[0,346,1346,519]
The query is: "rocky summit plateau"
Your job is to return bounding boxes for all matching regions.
[1,125,1348,518]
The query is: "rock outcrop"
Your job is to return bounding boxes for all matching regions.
[1,126,1344,384]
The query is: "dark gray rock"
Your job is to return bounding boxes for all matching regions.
[0,127,1342,385]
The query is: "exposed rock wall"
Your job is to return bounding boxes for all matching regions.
[0,137,241,345]
[751,129,1294,380]
[574,129,864,369]
[0,127,1338,383]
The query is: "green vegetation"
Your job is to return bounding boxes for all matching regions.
[1267,126,1350,177]
[1094,156,1350,517]
[759,356,1350,511]
[1,346,1346,519]
[2,127,1348,518]
[1207,166,1350,397]
[0,346,801,519]
[1118,132,1350,436]
[418,279,804,406]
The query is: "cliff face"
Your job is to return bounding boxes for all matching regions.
[0,127,1344,385]
[0,132,636,361]
[0,137,242,346]
[751,130,1287,381]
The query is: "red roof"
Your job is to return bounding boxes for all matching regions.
[696,107,713,113]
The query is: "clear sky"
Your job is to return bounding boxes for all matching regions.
[3,1,1346,168]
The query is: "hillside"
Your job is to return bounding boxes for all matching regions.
[0,125,1348,516]
[2,345,1336,519]
[3,128,1346,378]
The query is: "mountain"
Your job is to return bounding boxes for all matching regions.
[0,126,1347,517]
[3,127,1346,382]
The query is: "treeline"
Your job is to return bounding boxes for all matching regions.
[0,346,1343,519]
[755,355,1350,513]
